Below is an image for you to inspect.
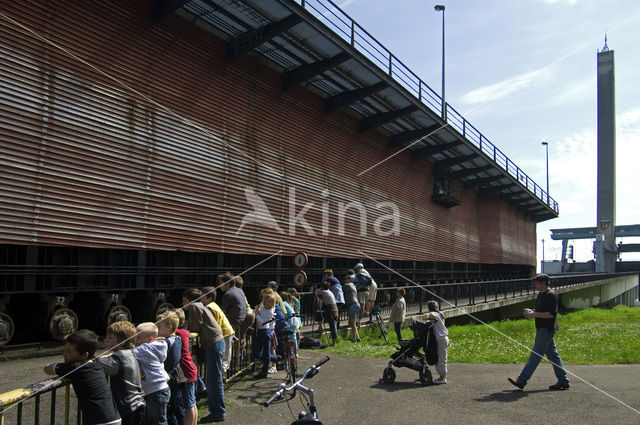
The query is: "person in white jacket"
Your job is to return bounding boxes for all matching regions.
[133,322,170,425]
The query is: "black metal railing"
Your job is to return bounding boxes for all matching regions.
[297,273,624,326]
[293,0,558,213]
[0,334,255,425]
[0,378,77,425]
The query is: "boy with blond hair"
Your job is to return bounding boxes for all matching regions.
[98,321,145,425]
[133,322,170,425]
[156,311,185,425]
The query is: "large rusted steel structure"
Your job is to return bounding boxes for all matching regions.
[0,0,557,345]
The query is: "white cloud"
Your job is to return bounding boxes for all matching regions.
[460,67,554,105]
[548,75,594,106]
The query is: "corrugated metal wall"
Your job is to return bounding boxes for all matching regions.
[0,0,536,266]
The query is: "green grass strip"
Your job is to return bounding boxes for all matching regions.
[314,306,640,364]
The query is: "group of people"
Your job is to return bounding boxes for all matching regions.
[312,263,446,385]
[313,263,379,346]
[44,310,201,425]
[44,272,254,425]
[41,269,568,425]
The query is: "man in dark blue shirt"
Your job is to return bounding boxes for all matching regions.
[508,274,570,391]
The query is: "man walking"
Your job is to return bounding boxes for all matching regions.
[508,274,570,391]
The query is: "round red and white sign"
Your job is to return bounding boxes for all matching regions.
[293,252,308,269]
[293,271,307,288]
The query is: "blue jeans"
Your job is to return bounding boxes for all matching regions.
[518,327,569,385]
[144,387,170,425]
[324,312,338,341]
[205,339,226,419]
[254,328,278,376]
[167,381,185,425]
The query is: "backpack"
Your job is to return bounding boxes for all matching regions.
[299,336,324,349]
[165,335,188,384]
[274,303,291,335]
[355,272,372,290]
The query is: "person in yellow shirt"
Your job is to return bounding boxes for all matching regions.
[202,287,236,381]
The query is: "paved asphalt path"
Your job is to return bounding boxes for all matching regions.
[225,351,640,425]
[2,352,639,424]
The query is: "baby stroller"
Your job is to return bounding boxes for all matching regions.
[382,319,434,385]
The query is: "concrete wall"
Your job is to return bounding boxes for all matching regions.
[558,274,638,309]
[412,273,639,325]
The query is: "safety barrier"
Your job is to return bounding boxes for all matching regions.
[0,333,255,425]
[298,273,626,326]
[0,378,76,425]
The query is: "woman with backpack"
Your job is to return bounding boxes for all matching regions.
[426,300,449,384]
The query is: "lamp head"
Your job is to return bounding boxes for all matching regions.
[435,5,445,11]
[541,141,548,146]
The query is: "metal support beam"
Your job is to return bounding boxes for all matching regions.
[326,82,387,112]
[618,243,640,252]
[512,198,536,207]
[388,124,441,147]
[360,106,419,132]
[449,164,493,180]
[463,174,505,189]
[434,154,478,170]
[503,189,526,200]
[284,52,350,90]
[412,141,462,161]
[525,204,546,213]
[152,0,190,21]
[227,14,302,59]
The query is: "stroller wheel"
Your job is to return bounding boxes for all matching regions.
[382,367,396,384]
[419,367,433,385]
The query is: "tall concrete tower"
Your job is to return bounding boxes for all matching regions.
[595,38,616,272]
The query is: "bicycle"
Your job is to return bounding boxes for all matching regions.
[371,305,388,342]
[262,314,299,388]
[262,356,330,425]
[281,327,298,387]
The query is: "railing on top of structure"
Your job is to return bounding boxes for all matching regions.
[293,0,558,214]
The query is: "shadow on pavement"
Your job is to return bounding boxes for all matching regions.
[231,379,283,406]
[474,389,547,403]
[370,379,435,392]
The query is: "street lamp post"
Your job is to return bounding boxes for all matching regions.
[434,4,445,119]
[542,238,545,273]
[541,141,549,204]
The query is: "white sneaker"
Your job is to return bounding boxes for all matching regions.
[268,366,277,374]
[433,378,447,384]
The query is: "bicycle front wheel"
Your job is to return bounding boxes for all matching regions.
[376,315,388,342]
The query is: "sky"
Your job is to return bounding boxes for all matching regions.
[335,0,640,268]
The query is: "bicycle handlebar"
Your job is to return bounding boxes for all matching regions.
[262,356,330,408]
[262,313,301,325]
[313,356,330,368]
[263,387,285,407]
